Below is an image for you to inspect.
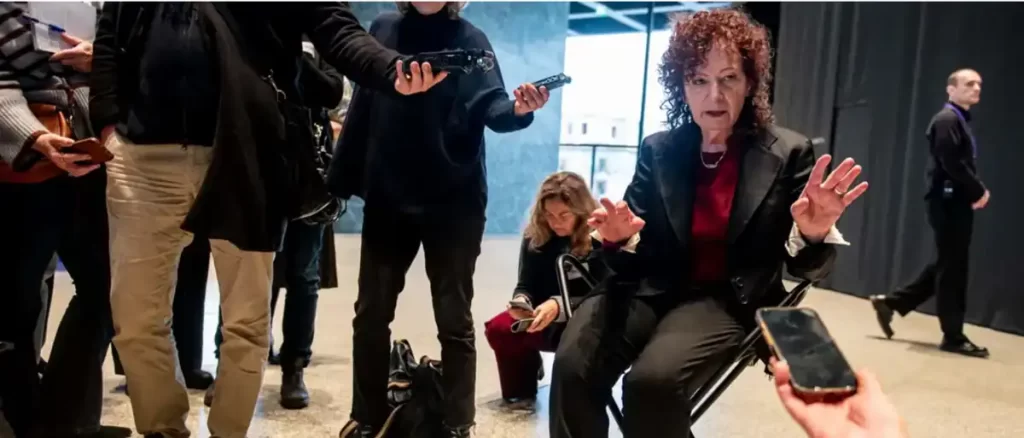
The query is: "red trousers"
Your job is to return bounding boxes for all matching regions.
[484,310,556,400]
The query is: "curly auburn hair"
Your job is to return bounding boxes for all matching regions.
[523,172,598,258]
[658,8,774,133]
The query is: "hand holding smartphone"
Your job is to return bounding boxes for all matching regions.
[757,307,857,397]
[66,137,114,165]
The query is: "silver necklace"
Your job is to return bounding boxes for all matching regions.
[700,149,727,169]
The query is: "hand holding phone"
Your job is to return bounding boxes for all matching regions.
[772,359,907,438]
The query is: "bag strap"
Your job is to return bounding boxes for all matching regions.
[210,3,293,102]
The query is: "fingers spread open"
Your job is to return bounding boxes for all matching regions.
[842,181,869,206]
[820,157,855,191]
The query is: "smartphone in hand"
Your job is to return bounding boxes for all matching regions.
[757,307,857,396]
[67,137,114,165]
[508,299,534,313]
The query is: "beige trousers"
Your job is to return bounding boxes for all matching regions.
[105,134,273,438]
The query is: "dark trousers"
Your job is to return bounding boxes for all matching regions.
[112,238,211,376]
[214,220,324,367]
[0,172,112,436]
[549,292,749,438]
[889,198,974,341]
[351,207,484,430]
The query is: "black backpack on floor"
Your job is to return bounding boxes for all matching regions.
[382,340,446,438]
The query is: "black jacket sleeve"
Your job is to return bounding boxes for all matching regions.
[462,28,533,133]
[932,114,986,202]
[298,53,347,109]
[89,3,121,135]
[512,238,541,303]
[299,2,401,94]
[783,139,837,281]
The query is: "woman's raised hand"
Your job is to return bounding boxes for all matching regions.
[588,198,645,244]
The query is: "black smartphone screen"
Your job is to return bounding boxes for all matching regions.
[758,308,857,393]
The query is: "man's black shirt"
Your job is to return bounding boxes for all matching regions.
[926,102,985,203]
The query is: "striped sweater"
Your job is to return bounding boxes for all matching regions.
[0,1,90,165]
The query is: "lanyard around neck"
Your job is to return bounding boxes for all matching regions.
[944,103,977,158]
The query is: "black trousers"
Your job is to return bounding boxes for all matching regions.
[549,291,750,438]
[112,238,211,376]
[351,207,484,430]
[889,198,974,341]
[0,172,111,436]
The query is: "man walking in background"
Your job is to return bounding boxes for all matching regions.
[870,68,990,358]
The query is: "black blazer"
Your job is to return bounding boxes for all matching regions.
[592,124,836,306]
[91,2,402,252]
[925,104,985,203]
[512,236,603,305]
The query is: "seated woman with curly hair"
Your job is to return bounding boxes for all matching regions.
[548,8,870,437]
[484,171,601,404]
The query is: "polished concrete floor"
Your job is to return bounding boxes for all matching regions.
[42,235,1024,437]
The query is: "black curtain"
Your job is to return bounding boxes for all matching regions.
[774,2,1024,336]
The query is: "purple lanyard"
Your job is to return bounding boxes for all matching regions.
[944,103,977,158]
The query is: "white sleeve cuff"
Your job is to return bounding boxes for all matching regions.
[785,222,849,257]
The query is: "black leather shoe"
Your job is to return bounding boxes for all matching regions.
[339,420,377,438]
[444,424,473,438]
[268,347,281,366]
[183,369,214,390]
[869,295,895,339]
[940,338,990,358]
[204,382,215,407]
[280,359,310,410]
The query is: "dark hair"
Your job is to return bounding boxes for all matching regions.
[395,2,466,19]
[947,68,978,86]
[523,172,598,257]
[658,8,774,133]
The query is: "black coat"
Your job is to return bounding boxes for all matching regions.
[592,124,837,306]
[327,11,533,213]
[91,2,404,252]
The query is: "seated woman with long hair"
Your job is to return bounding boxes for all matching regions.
[548,8,870,437]
[484,171,600,403]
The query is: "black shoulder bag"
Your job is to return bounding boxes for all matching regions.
[211,4,341,225]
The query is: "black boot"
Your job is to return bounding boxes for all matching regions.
[280,358,310,409]
[183,369,214,390]
[338,420,377,438]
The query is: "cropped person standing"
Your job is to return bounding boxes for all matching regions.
[0,3,116,436]
[870,68,990,358]
[328,2,549,437]
[90,3,444,437]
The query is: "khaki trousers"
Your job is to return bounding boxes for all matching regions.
[105,134,273,438]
